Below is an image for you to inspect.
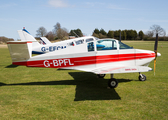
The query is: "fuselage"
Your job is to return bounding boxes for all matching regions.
[12,39,160,74]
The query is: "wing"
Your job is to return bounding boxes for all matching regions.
[90,66,152,74]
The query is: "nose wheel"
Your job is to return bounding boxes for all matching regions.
[139,73,146,81]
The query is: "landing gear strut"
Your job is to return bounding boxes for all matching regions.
[139,73,146,81]
[108,74,118,88]
[101,73,146,88]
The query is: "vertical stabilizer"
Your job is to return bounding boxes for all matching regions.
[40,37,51,45]
[18,29,36,41]
[17,28,41,48]
[7,41,32,65]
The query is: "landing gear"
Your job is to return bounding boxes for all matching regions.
[139,73,146,81]
[108,78,118,88]
[97,74,106,78]
[108,74,118,88]
[103,73,146,88]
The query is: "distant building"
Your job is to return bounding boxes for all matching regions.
[69,36,76,39]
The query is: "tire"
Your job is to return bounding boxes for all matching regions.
[97,74,106,78]
[108,78,118,88]
[139,74,146,81]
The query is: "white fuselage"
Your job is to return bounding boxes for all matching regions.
[9,38,161,74]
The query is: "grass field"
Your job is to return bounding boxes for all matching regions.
[0,41,168,120]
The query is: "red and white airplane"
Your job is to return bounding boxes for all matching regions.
[7,34,161,88]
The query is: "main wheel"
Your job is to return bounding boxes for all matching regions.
[97,74,106,78]
[139,74,146,81]
[108,78,118,88]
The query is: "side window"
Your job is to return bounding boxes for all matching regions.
[75,39,84,45]
[87,42,94,52]
[96,40,117,51]
[86,38,94,42]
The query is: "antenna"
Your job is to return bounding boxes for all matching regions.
[119,31,121,42]
[73,31,79,38]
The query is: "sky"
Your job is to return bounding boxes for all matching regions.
[0,0,168,40]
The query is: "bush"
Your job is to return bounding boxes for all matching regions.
[0,36,14,44]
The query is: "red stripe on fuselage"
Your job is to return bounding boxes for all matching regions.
[13,53,155,68]
[12,61,27,66]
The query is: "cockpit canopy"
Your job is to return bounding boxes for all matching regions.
[88,39,133,52]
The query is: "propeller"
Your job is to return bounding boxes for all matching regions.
[154,33,158,75]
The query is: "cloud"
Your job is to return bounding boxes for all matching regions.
[48,0,69,8]
[107,4,130,10]
[0,3,17,8]
[85,2,105,7]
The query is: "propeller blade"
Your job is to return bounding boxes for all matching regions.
[154,59,156,75]
[154,33,158,53]
[154,33,158,75]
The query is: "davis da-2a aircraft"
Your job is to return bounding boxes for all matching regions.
[7,34,161,88]
[18,28,97,54]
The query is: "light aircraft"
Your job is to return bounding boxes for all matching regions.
[18,28,97,54]
[7,34,161,88]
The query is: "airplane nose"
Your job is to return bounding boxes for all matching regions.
[157,52,161,57]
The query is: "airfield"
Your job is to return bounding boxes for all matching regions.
[0,41,167,119]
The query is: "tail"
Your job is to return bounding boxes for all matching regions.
[7,41,32,66]
[18,28,41,48]
[40,37,51,45]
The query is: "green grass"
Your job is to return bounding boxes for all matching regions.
[0,41,168,120]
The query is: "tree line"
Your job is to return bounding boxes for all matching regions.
[0,36,14,44]
[36,22,84,41]
[36,23,167,41]
[0,23,166,44]
[92,24,167,40]
[92,29,141,40]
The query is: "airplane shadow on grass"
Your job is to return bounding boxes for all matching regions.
[5,64,19,68]
[0,72,132,101]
